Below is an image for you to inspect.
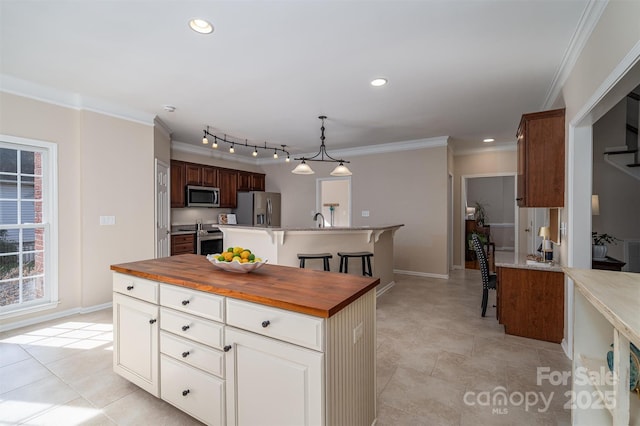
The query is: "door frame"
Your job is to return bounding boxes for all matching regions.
[460,173,518,269]
[315,176,352,227]
[155,158,170,258]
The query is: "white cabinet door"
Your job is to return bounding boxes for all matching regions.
[113,292,159,397]
[225,327,324,426]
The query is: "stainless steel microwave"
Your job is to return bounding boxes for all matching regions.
[186,185,220,208]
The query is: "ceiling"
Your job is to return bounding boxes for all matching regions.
[0,0,593,158]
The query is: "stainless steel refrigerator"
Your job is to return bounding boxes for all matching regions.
[235,191,281,227]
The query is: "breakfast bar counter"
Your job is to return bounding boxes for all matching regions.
[218,224,403,292]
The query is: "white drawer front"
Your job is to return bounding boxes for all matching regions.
[226,298,324,351]
[160,308,224,349]
[113,273,158,304]
[161,355,225,426]
[160,284,224,322]
[160,331,224,378]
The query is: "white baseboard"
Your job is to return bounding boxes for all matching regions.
[561,338,572,360]
[452,264,464,270]
[0,302,113,333]
[394,269,449,280]
[376,281,395,297]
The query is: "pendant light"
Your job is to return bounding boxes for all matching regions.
[292,116,352,176]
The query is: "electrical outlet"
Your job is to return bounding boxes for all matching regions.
[353,322,363,344]
[361,210,370,217]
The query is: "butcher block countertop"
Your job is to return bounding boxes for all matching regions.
[111,254,379,318]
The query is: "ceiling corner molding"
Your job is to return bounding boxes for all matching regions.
[454,143,517,157]
[154,117,173,138]
[171,140,260,165]
[0,74,155,126]
[542,0,609,109]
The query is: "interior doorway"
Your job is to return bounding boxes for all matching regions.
[316,177,351,227]
[462,174,517,269]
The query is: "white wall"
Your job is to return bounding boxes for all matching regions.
[0,92,156,328]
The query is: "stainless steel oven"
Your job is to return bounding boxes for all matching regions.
[197,228,224,255]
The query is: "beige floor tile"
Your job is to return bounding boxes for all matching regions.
[102,388,203,425]
[431,350,508,393]
[0,357,52,395]
[472,336,542,368]
[0,341,31,367]
[68,364,139,408]
[44,346,113,384]
[0,375,79,424]
[379,366,464,422]
[23,397,115,425]
[376,402,445,426]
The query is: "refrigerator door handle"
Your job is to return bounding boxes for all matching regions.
[267,198,272,226]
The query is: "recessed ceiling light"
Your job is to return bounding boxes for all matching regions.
[189,18,213,34]
[370,78,387,87]
[483,138,495,143]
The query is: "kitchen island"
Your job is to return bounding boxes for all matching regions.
[110,254,378,426]
[218,224,403,293]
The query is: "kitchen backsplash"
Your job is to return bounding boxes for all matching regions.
[171,207,232,226]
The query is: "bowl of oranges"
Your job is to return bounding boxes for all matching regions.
[206,247,267,273]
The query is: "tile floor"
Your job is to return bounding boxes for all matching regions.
[0,269,571,425]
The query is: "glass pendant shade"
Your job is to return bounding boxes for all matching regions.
[292,160,314,175]
[330,162,352,176]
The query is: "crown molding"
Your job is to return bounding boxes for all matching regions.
[542,0,609,109]
[154,117,173,138]
[454,142,517,157]
[0,74,155,126]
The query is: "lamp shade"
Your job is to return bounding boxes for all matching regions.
[538,226,550,239]
[591,194,600,216]
[291,161,314,175]
[330,162,352,176]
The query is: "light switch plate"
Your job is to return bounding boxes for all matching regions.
[100,216,116,225]
[361,210,370,217]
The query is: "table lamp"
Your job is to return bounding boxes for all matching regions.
[538,226,552,262]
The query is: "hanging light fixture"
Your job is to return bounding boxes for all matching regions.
[292,116,352,176]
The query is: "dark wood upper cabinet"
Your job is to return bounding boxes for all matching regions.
[218,168,238,208]
[202,166,218,187]
[170,160,186,208]
[185,164,202,186]
[516,108,565,208]
[238,171,266,192]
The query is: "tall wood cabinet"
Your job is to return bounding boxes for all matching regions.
[170,161,186,208]
[218,168,238,208]
[516,108,565,207]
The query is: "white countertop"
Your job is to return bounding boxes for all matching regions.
[565,268,640,347]
[217,224,404,232]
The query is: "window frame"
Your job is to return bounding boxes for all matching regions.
[0,135,58,319]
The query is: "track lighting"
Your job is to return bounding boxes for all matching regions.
[212,136,218,149]
[200,128,291,160]
[229,144,235,154]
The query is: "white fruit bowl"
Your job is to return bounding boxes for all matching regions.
[206,254,268,273]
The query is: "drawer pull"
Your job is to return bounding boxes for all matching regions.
[126,285,134,291]
[182,389,190,397]
[149,319,157,324]
[181,299,190,306]
[224,345,232,352]
[261,320,270,328]
[182,325,190,331]
[182,351,190,358]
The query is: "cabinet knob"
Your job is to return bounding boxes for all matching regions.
[182,325,190,331]
[149,319,157,324]
[181,299,190,306]
[182,389,190,397]
[261,320,270,328]
[126,285,134,291]
[182,351,190,358]
[224,345,232,352]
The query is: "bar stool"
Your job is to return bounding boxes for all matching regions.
[338,252,373,276]
[297,253,333,271]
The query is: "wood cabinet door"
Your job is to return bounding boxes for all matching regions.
[516,130,527,207]
[170,161,186,208]
[218,168,238,208]
[170,234,195,255]
[186,164,202,185]
[237,171,252,192]
[225,327,323,426]
[113,293,159,396]
[251,173,266,191]
[202,166,218,187]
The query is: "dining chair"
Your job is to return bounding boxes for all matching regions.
[471,233,497,317]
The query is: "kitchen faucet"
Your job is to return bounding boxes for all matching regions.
[313,212,325,228]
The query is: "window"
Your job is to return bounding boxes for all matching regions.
[0,136,57,317]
